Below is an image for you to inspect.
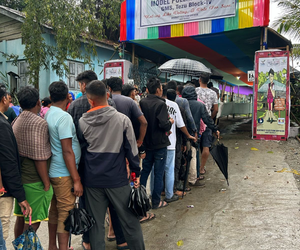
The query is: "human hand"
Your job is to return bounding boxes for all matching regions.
[181,146,187,153]
[140,153,146,159]
[188,135,197,143]
[44,184,50,192]
[18,200,32,217]
[134,177,140,188]
[73,180,83,197]
[170,118,174,124]
[215,130,220,139]
[137,140,143,148]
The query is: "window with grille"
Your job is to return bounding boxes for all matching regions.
[67,61,84,90]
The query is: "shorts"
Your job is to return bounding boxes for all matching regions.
[48,176,75,234]
[200,127,214,148]
[14,182,53,224]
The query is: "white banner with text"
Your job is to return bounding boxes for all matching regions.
[139,0,236,27]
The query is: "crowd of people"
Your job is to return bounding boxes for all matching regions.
[0,70,219,250]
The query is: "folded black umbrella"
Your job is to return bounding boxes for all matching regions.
[210,140,229,186]
[64,197,95,235]
[128,185,151,217]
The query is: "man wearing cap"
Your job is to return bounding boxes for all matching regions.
[0,85,31,246]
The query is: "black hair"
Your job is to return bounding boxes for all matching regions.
[101,79,108,87]
[142,86,146,92]
[192,79,200,87]
[269,68,274,76]
[122,84,135,97]
[86,80,107,98]
[48,81,69,103]
[76,70,98,84]
[167,80,177,91]
[162,84,168,97]
[41,97,52,107]
[185,80,195,87]
[17,86,39,110]
[167,89,177,101]
[177,85,183,95]
[146,77,161,95]
[107,77,123,92]
[0,85,7,100]
[199,73,210,84]
[207,82,213,88]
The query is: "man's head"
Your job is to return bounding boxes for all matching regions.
[86,80,109,108]
[177,84,183,96]
[167,80,177,91]
[147,77,162,96]
[76,70,98,94]
[192,79,200,87]
[269,68,274,83]
[0,85,9,113]
[41,97,52,107]
[199,73,210,85]
[162,84,168,98]
[107,77,123,93]
[17,86,40,112]
[167,89,177,102]
[48,81,69,107]
[122,84,136,100]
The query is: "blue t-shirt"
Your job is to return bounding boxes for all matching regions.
[45,106,81,178]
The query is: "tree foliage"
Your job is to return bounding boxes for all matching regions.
[0,0,26,10]
[21,0,103,88]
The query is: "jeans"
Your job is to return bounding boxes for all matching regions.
[140,147,167,208]
[0,218,6,250]
[196,144,200,178]
[164,150,176,199]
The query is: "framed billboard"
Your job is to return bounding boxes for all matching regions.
[253,50,290,141]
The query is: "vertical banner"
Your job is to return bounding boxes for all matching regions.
[253,50,290,141]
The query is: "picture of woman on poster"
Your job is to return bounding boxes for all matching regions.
[266,68,276,123]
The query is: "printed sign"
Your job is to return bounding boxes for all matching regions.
[248,70,255,82]
[140,0,236,27]
[253,50,290,141]
[105,67,122,79]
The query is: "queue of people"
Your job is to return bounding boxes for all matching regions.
[0,70,219,250]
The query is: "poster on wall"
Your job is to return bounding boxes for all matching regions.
[253,50,290,141]
[139,0,236,27]
[105,67,122,79]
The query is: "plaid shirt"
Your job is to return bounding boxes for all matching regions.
[12,111,52,161]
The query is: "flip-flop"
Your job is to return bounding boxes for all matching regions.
[153,201,168,210]
[200,169,206,175]
[106,236,116,241]
[197,175,205,180]
[140,213,156,224]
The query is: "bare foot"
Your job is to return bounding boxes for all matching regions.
[82,242,91,250]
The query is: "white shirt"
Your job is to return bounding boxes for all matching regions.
[195,87,218,116]
[165,99,185,150]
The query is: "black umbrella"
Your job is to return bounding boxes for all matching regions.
[181,146,193,199]
[128,185,151,217]
[210,140,229,185]
[64,197,95,247]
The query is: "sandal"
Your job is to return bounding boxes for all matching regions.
[175,190,186,196]
[106,236,116,241]
[200,169,206,175]
[152,201,168,210]
[140,213,156,224]
[197,175,205,180]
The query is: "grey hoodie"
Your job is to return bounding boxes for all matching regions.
[79,106,140,188]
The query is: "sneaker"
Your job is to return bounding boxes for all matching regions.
[164,194,179,203]
[189,180,205,187]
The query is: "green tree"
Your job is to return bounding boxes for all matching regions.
[21,0,103,88]
[0,0,26,10]
[273,0,300,59]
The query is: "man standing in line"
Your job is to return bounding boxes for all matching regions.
[12,87,53,237]
[196,74,219,176]
[182,85,219,186]
[45,81,83,250]
[140,77,173,209]
[161,85,196,203]
[79,80,145,250]
[0,86,31,248]
[107,77,148,148]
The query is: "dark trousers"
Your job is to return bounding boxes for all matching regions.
[174,140,182,190]
[85,185,145,250]
[79,195,90,244]
[140,147,167,208]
